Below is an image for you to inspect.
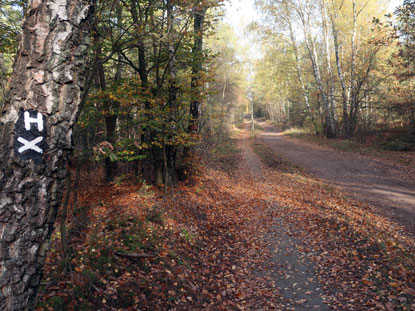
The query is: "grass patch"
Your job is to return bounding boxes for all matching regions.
[253,121,264,132]
[283,127,415,159]
[208,138,241,174]
[378,133,415,151]
[253,141,301,175]
[283,127,313,139]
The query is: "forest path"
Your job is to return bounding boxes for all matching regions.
[236,123,330,310]
[257,121,415,235]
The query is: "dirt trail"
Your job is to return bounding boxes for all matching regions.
[257,122,415,235]
[237,125,331,310]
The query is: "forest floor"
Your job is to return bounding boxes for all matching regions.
[37,123,415,311]
[257,121,415,236]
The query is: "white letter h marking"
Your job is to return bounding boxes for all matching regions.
[24,111,44,132]
[18,111,44,154]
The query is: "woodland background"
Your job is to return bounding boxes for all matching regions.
[1,0,414,186]
[0,0,415,310]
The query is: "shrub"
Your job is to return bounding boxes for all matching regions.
[379,139,413,151]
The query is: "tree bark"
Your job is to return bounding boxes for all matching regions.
[301,8,336,138]
[130,0,150,90]
[283,0,316,130]
[0,52,6,108]
[347,0,358,138]
[0,1,94,310]
[189,4,206,135]
[321,0,337,126]
[93,29,118,182]
[166,0,178,187]
[329,6,349,137]
[60,170,71,263]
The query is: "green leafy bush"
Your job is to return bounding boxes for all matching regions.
[379,139,413,151]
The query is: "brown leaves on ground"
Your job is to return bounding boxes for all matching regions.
[253,140,415,310]
[37,137,415,311]
[37,153,278,310]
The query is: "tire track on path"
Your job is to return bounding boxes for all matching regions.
[257,122,415,236]
[236,125,331,311]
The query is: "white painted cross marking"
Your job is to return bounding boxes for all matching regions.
[17,137,43,154]
[24,111,44,132]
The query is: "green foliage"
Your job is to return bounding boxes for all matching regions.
[283,127,313,138]
[80,74,198,168]
[395,0,415,58]
[379,139,414,151]
[139,180,155,197]
[70,0,223,185]
[36,296,67,311]
[0,1,25,106]
[0,1,24,54]
[145,207,164,225]
[180,228,195,243]
[392,0,415,129]
[203,22,250,144]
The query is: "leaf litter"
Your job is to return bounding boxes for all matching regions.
[37,127,415,310]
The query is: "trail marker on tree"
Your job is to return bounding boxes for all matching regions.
[14,109,47,163]
[0,1,94,310]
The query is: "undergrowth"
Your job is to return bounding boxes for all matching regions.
[36,134,415,311]
[36,181,206,311]
[283,127,415,170]
[284,127,415,153]
[207,138,241,174]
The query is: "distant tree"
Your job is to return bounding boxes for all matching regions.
[189,2,207,135]
[204,23,248,144]
[0,1,25,107]
[255,0,389,138]
[394,0,415,132]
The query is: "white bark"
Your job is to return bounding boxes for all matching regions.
[298,1,336,137]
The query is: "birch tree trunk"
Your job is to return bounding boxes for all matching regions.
[329,6,349,136]
[283,0,316,130]
[298,2,336,137]
[251,96,255,131]
[346,0,358,138]
[321,0,337,125]
[0,1,94,310]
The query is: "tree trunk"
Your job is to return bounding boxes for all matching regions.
[104,114,117,181]
[60,171,72,263]
[346,0,358,138]
[166,0,178,187]
[284,0,315,130]
[0,1,94,310]
[251,100,255,131]
[93,29,117,182]
[330,7,349,137]
[297,1,336,138]
[305,22,336,137]
[129,0,149,90]
[0,52,6,108]
[321,0,337,125]
[189,4,206,135]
